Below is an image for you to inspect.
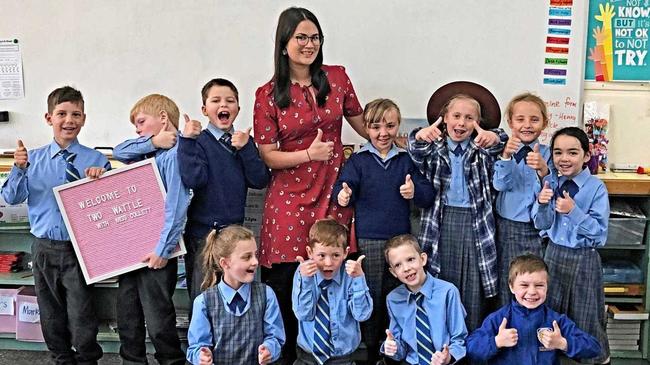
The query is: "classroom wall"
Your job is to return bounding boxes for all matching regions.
[0,0,588,151]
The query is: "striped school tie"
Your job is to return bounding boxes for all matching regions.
[59,149,80,182]
[313,279,333,365]
[414,292,435,365]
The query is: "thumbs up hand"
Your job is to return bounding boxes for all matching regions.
[473,120,500,148]
[415,117,443,143]
[296,256,318,278]
[399,174,415,200]
[526,144,549,177]
[258,344,272,364]
[14,139,28,169]
[539,321,568,351]
[198,347,213,365]
[307,129,334,161]
[495,318,518,348]
[152,130,177,149]
[231,127,252,150]
[430,344,451,365]
[415,117,442,143]
[502,136,521,160]
[555,191,575,214]
[345,255,366,278]
[538,181,554,204]
[182,114,202,139]
[337,182,353,207]
[384,329,398,356]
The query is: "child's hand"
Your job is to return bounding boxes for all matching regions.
[307,129,334,161]
[539,320,568,351]
[526,144,549,177]
[473,121,499,148]
[199,347,212,365]
[501,136,521,160]
[384,329,398,356]
[345,255,366,278]
[495,318,518,348]
[152,129,177,149]
[337,182,352,207]
[182,114,203,139]
[141,252,168,270]
[430,344,451,365]
[399,174,414,200]
[231,127,252,150]
[84,167,106,179]
[538,181,553,204]
[296,256,318,277]
[258,344,271,364]
[14,139,28,169]
[415,117,442,143]
[555,191,575,214]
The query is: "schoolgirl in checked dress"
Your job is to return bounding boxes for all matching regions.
[407,83,507,331]
[533,127,610,364]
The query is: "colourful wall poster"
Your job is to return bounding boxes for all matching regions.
[585,0,650,81]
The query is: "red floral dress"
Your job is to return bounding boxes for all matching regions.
[253,65,363,267]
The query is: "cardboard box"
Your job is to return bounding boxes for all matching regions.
[15,286,44,342]
[0,287,22,333]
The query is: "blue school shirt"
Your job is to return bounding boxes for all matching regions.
[113,136,191,258]
[1,139,111,241]
[445,138,471,207]
[186,281,285,364]
[532,168,609,248]
[493,141,551,222]
[466,301,601,364]
[382,273,468,363]
[292,267,372,357]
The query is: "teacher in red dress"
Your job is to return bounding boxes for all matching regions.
[253,7,366,363]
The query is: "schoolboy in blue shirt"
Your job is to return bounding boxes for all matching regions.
[492,93,552,306]
[112,94,190,365]
[179,78,270,305]
[1,86,110,364]
[381,234,467,365]
[466,254,601,364]
[292,218,372,365]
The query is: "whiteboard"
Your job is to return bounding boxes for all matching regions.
[0,0,588,149]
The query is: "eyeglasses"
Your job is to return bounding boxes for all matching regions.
[294,34,323,46]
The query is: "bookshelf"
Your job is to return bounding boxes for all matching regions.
[599,172,650,359]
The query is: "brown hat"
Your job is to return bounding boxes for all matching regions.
[426,81,502,129]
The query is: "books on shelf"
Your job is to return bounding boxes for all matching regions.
[608,304,649,320]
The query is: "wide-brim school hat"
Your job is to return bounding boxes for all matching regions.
[426,81,502,129]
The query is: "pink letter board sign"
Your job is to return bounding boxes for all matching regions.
[53,159,186,284]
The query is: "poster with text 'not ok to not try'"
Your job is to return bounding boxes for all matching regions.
[53,159,186,284]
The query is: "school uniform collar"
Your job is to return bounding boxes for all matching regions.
[207,123,234,141]
[48,138,81,159]
[393,272,435,303]
[218,280,250,305]
[446,137,470,152]
[359,142,405,161]
[558,167,590,189]
[517,139,540,152]
[315,267,344,287]
[511,299,546,317]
